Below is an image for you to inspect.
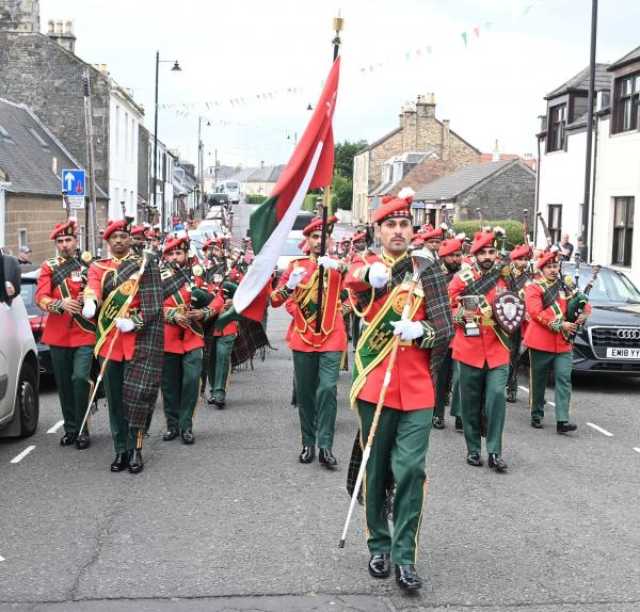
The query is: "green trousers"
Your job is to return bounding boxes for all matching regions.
[450,360,461,418]
[162,348,203,431]
[208,334,236,403]
[357,400,432,565]
[434,351,453,420]
[292,350,341,448]
[458,362,508,455]
[102,359,135,453]
[50,345,93,434]
[529,349,572,422]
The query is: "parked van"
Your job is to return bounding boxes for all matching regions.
[218,180,241,204]
[0,253,39,438]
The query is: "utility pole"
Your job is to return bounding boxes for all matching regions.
[581,0,598,262]
[82,68,98,253]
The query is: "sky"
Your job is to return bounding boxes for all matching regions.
[40,0,640,170]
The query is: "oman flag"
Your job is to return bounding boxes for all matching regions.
[229,57,341,322]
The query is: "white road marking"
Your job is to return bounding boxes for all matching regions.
[633,447,640,454]
[586,422,613,437]
[46,420,64,434]
[517,385,555,406]
[10,445,36,464]
[0,554,5,562]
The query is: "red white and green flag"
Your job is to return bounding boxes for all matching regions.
[229,57,341,322]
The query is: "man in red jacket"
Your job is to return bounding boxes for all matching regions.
[345,192,453,592]
[160,236,213,444]
[36,219,96,449]
[449,231,511,472]
[271,215,346,468]
[524,250,589,432]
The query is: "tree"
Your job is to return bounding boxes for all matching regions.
[332,173,353,210]
[334,140,367,179]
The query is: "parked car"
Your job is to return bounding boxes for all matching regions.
[207,192,230,207]
[559,263,640,374]
[276,231,305,279]
[20,269,53,376]
[0,253,39,438]
[217,180,241,204]
[292,211,315,231]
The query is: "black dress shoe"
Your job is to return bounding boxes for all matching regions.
[488,453,508,472]
[110,452,129,472]
[506,388,518,403]
[432,416,445,429]
[299,446,315,464]
[557,421,578,434]
[454,416,463,432]
[395,564,422,591]
[466,452,483,467]
[60,432,78,446]
[181,429,195,444]
[206,394,216,405]
[531,418,543,429]
[75,432,90,450]
[319,448,338,469]
[128,449,144,474]
[162,428,179,441]
[368,553,391,578]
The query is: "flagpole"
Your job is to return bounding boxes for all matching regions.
[315,12,344,334]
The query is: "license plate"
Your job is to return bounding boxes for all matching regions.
[606,347,640,359]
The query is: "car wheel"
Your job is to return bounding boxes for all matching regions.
[17,362,38,438]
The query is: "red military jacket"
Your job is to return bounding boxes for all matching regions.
[162,269,206,354]
[85,254,142,362]
[271,255,347,353]
[35,256,96,348]
[206,283,239,337]
[448,264,511,369]
[523,277,591,353]
[345,251,436,411]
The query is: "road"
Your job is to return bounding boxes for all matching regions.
[1,203,640,611]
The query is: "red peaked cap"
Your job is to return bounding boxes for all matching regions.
[510,243,532,261]
[202,236,225,252]
[470,231,496,255]
[352,231,367,242]
[50,219,77,240]
[131,225,147,237]
[421,226,444,241]
[163,236,189,255]
[372,194,413,224]
[536,249,559,270]
[103,219,132,241]
[438,238,463,257]
[302,214,338,236]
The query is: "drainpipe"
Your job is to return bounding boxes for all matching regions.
[533,136,541,245]
[589,112,599,262]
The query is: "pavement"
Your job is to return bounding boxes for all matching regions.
[1,203,640,612]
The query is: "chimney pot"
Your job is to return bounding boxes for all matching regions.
[48,20,54,33]
[55,20,63,34]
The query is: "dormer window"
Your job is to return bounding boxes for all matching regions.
[612,72,640,134]
[547,103,567,152]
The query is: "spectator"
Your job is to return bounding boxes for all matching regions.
[559,234,574,261]
[18,245,32,265]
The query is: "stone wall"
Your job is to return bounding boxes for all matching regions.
[456,163,535,223]
[368,129,403,190]
[5,192,108,262]
[0,31,111,193]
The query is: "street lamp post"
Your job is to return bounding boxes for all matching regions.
[153,51,181,234]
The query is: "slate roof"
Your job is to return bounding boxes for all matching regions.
[608,45,640,72]
[545,64,612,99]
[0,97,107,198]
[247,164,285,183]
[414,160,523,202]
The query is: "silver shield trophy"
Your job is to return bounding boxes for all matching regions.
[460,295,481,337]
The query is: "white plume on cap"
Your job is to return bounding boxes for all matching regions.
[439,223,449,230]
[398,187,415,200]
[493,226,506,236]
[455,232,466,240]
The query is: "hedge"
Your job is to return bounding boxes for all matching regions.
[452,220,526,250]
[245,194,268,205]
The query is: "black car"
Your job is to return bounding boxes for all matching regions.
[561,263,640,374]
[20,269,53,377]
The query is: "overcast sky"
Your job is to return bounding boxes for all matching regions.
[41,0,640,169]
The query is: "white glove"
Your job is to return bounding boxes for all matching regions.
[115,317,135,333]
[286,267,307,290]
[368,262,389,289]
[82,300,96,319]
[317,255,340,270]
[391,319,424,341]
[5,281,15,297]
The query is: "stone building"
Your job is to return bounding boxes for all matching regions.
[352,93,481,223]
[0,98,108,263]
[0,0,39,32]
[412,160,535,227]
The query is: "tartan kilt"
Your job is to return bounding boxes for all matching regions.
[231,319,270,368]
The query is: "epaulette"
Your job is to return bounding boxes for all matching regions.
[92,258,114,271]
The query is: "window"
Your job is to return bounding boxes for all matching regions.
[612,72,640,134]
[548,204,562,244]
[612,197,634,266]
[18,228,28,249]
[124,111,129,161]
[547,103,567,152]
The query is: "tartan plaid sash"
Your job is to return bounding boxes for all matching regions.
[542,280,561,309]
[51,257,82,289]
[459,264,502,298]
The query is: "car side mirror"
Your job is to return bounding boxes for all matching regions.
[0,253,21,305]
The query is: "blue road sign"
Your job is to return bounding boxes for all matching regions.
[61,169,85,196]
